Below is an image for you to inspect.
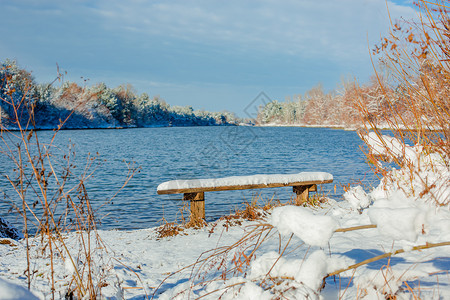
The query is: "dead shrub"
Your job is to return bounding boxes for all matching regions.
[155,219,185,240]
[0,66,138,299]
[351,0,450,206]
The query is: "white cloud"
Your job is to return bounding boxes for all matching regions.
[92,0,417,62]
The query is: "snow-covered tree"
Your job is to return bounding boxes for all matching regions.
[1,59,237,129]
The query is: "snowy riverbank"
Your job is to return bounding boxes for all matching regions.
[0,133,449,299]
[0,196,448,299]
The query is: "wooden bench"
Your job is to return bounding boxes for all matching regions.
[157,172,333,222]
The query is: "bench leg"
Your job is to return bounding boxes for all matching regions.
[183,192,205,223]
[293,185,316,205]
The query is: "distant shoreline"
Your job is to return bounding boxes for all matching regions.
[255,123,446,132]
[3,122,443,132]
[255,123,354,130]
[1,122,238,132]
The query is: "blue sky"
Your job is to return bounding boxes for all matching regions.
[1,0,416,116]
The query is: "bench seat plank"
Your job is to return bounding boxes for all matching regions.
[157,172,333,195]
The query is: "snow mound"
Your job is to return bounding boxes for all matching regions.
[270,206,339,247]
[250,251,300,280]
[368,207,426,242]
[343,185,371,211]
[295,250,329,291]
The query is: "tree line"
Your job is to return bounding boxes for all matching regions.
[0,59,239,130]
[256,79,390,128]
[257,62,448,131]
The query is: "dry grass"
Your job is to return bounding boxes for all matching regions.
[0,67,139,299]
[304,193,329,207]
[155,219,185,240]
[0,239,16,246]
[352,0,450,206]
[155,188,330,241]
[228,193,280,221]
[155,193,278,239]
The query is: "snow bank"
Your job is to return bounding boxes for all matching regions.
[270,206,339,247]
[356,132,450,242]
[365,132,449,206]
[363,132,419,162]
[0,278,40,300]
[158,172,333,191]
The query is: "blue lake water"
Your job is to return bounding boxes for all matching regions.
[0,126,377,231]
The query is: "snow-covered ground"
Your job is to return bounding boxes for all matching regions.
[0,134,449,299]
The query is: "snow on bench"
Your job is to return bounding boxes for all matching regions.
[157,172,333,222]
